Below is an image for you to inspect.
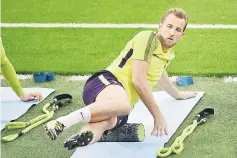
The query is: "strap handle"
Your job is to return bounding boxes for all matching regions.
[50,94,73,107]
[53,94,72,101]
[196,108,215,126]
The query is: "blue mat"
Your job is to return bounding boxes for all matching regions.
[1,87,55,130]
[71,91,205,158]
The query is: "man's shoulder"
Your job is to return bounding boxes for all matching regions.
[169,48,174,54]
[136,30,155,36]
[134,30,156,41]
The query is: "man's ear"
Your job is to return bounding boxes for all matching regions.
[181,31,185,38]
[178,32,185,41]
[158,23,162,29]
[157,23,162,33]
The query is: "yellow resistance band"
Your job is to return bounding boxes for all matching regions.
[156,120,198,157]
[2,103,55,142]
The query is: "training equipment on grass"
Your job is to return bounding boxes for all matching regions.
[46,72,55,81]
[99,123,145,142]
[33,72,55,83]
[1,94,72,142]
[176,76,194,86]
[156,108,214,157]
[1,87,55,130]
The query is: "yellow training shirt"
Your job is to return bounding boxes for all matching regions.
[106,31,175,107]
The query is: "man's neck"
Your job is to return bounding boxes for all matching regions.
[161,44,169,53]
[157,34,169,53]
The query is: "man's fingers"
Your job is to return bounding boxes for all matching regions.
[36,93,42,101]
[152,128,169,136]
[27,93,34,100]
[151,128,158,136]
[39,93,43,101]
[29,93,37,100]
[156,128,160,136]
[36,92,43,101]
[30,92,43,101]
[192,93,197,98]
[191,91,198,97]
[159,128,164,136]
[155,127,163,137]
[36,94,40,101]
[186,92,197,99]
[164,127,168,135]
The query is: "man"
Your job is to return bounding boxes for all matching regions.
[44,8,196,149]
[1,37,43,101]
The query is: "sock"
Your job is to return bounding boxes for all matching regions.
[56,106,91,129]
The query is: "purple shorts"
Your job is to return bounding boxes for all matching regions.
[83,70,128,129]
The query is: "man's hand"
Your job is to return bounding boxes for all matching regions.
[19,92,43,102]
[152,113,168,136]
[176,91,197,100]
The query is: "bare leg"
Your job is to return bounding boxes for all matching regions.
[89,85,131,121]
[57,85,131,128]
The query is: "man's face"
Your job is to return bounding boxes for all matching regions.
[158,14,186,49]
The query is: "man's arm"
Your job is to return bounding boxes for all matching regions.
[158,71,182,99]
[132,60,168,136]
[158,71,197,99]
[1,44,24,96]
[1,40,42,101]
[132,60,161,117]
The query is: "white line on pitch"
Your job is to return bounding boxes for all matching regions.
[1,23,237,29]
[224,77,237,83]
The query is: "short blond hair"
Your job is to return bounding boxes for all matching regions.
[160,8,188,31]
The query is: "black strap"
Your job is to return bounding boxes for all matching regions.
[195,108,214,125]
[53,94,72,101]
[48,94,73,107]
[18,131,23,137]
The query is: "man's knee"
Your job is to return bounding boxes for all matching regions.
[106,116,117,128]
[100,99,131,115]
[118,101,131,115]
[110,99,131,115]
[96,85,132,115]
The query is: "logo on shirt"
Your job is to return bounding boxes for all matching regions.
[80,112,84,120]
[153,54,170,68]
[152,54,161,59]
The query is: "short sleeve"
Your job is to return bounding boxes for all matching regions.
[132,31,156,63]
